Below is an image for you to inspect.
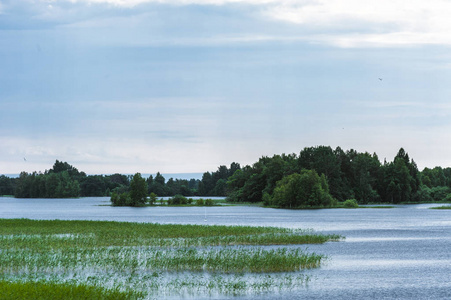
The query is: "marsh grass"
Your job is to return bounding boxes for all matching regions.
[360,206,395,209]
[0,219,341,249]
[0,280,140,300]
[429,205,451,209]
[0,219,341,298]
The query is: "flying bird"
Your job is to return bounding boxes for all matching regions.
[378,78,383,81]
[23,157,27,161]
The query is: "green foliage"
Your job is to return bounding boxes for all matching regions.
[380,148,421,204]
[225,146,441,206]
[6,147,451,205]
[0,219,341,248]
[149,192,158,205]
[148,172,169,196]
[80,175,106,197]
[110,192,131,206]
[298,146,346,201]
[0,219,342,297]
[196,198,204,206]
[110,192,120,206]
[267,170,334,208]
[205,198,214,206]
[413,185,451,203]
[429,205,451,209]
[0,175,15,196]
[129,173,147,206]
[0,280,137,300]
[14,170,80,199]
[446,194,451,202]
[198,163,241,196]
[342,199,359,208]
[168,194,190,205]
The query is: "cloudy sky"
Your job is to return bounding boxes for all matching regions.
[1,0,451,175]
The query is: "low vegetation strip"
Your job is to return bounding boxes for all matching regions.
[1,247,323,274]
[0,219,341,298]
[429,205,451,209]
[0,280,140,300]
[0,219,341,249]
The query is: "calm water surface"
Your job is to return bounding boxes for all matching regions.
[1,197,451,299]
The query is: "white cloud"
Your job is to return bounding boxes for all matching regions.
[264,0,451,47]
[8,0,451,47]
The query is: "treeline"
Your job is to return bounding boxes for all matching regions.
[6,161,134,198]
[226,146,451,206]
[2,146,451,206]
[1,160,240,198]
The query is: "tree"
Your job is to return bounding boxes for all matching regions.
[379,148,420,203]
[129,173,147,206]
[298,146,344,201]
[149,172,168,196]
[268,170,334,208]
[198,172,214,195]
[350,152,381,204]
[80,175,106,196]
[149,192,158,205]
[14,172,32,198]
[0,175,15,196]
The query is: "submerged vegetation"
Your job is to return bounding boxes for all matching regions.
[0,219,341,298]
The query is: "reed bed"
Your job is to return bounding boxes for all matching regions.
[1,246,323,274]
[429,205,451,209]
[0,219,341,299]
[0,280,140,300]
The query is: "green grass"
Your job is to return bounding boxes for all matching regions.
[360,205,395,209]
[0,219,341,298]
[0,280,140,300]
[429,205,451,209]
[0,219,341,248]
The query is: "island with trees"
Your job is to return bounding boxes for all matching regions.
[1,146,451,208]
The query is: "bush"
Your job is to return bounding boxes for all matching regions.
[445,193,451,203]
[431,186,451,202]
[110,192,120,206]
[205,199,214,206]
[262,192,271,206]
[196,199,204,206]
[119,192,131,206]
[168,194,188,205]
[149,192,158,205]
[343,199,359,208]
[268,170,333,208]
[110,192,131,206]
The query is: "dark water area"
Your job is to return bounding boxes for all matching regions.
[1,197,451,299]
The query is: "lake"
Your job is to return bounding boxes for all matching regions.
[1,197,450,299]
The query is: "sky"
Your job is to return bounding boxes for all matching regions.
[1,0,451,175]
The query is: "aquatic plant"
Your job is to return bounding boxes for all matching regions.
[429,205,451,209]
[0,280,141,299]
[0,219,341,298]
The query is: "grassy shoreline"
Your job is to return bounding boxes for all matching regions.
[0,219,341,298]
[429,205,451,209]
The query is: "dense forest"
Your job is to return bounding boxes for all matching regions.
[226,146,451,206]
[0,160,235,199]
[2,146,451,207]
